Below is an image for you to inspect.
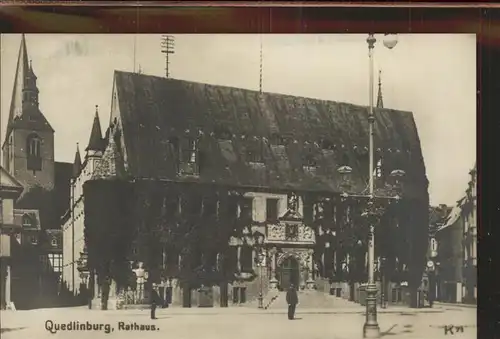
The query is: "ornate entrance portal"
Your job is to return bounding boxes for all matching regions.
[278,257,300,290]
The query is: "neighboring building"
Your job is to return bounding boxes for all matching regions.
[82,71,430,309]
[1,34,72,309]
[462,163,477,303]
[435,162,477,304]
[62,107,106,298]
[0,166,24,310]
[424,204,452,303]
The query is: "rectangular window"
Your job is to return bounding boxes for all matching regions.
[266,198,279,222]
[226,246,238,273]
[240,287,247,303]
[240,246,253,273]
[191,196,202,216]
[202,198,217,218]
[232,287,239,304]
[165,196,179,216]
[240,197,253,221]
[227,199,238,220]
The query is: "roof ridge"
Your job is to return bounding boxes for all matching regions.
[114,70,413,115]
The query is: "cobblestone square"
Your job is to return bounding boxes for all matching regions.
[1,305,476,339]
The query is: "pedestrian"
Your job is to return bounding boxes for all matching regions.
[150,283,161,320]
[286,284,298,320]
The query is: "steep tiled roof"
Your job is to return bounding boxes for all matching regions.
[110,71,428,199]
[86,109,104,152]
[73,145,82,178]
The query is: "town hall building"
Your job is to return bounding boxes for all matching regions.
[80,70,430,309]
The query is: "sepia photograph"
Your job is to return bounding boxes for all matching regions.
[0,33,476,339]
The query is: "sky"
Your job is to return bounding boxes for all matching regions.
[0,34,476,206]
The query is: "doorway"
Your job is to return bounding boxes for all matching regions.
[278,257,300,290]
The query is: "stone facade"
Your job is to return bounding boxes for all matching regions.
[435,163,477,304]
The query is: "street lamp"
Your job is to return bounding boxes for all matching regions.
[254,232,266,309]
[335,33,400,339]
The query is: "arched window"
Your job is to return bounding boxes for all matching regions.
[27,134,41,157]
[26,134,42,171]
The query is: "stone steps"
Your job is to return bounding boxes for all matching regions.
[254,290,360,309]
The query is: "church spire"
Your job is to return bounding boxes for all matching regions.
[376,70,384,109]
[73,143,82,178]
[86,105,104,154]
[4,34,52,146]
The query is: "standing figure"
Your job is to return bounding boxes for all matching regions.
[133,262,147,302]
[150,283,161,320]
[286,284,298,320]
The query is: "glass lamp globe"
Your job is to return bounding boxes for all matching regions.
[383,34,398,49]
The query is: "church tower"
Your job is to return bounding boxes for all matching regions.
[2,34,55,191]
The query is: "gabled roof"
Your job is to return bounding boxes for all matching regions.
[437,203,463,232]
[0,165,24,198]
[14,208,41,230]
[108,71,428,200]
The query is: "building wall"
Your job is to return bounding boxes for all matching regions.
[462,167,477,302]
[62,154,101,295]
[436,217,463,303]
[0,197,16,258]
[243,191,303,222]
[435,165,476,304]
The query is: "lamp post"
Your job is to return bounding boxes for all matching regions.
[254,233,265,309]
[335,31,400,339]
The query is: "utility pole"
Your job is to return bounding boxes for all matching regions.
[161,35,175,78]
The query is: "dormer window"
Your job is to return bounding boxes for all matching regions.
[245,141,264,163]
[215,125,232,140]
[51,238,58,247]
[178,137,199,176]
[22,215,33,228]
[181,138,198,163]
[270,133,285,146]
[304,154,317,169]
[321,138,335,151]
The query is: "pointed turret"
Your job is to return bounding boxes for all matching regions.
[86,105,103,155]
[73,143,82,178]
[3,34,53,147]
[376,70,384,109]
